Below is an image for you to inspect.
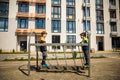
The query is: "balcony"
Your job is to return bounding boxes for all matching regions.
[16,12,46,18]
[110,18,117,22]
[16,12,29,18]
[83,16,91,21]
[32,0,46,4]
[110,31,118,36]
[109,5,117,10]
[16,28,46,35]
[17,0,30,3]
[82,3,91,7]
[35,14,46,18]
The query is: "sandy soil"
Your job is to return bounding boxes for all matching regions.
[0,57,120,80]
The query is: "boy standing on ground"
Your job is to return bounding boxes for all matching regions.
[80,32,89,68]
[39,31,49,67]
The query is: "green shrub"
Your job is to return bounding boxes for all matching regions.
[72,51,77,59]
[0,49,2,53]
[12,49,15,53]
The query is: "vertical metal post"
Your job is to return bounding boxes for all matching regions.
[88,32,91,77]
[55,45,59,67]
[78,46,85,67]
[71,45,76,69]
[63,45,68,69]
[36,34,39,70]
[85,0,88,31]
[28,33,31,76]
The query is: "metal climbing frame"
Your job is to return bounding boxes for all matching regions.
[28,33,91,77]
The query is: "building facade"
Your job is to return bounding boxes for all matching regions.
[0,0,120,52]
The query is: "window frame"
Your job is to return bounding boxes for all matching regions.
[35,18,45,29]
[36,4,46,14]
[66,7,75,20]
[52,35,61,49]
[51,20,61,33]
[0,18,8,32]
[51,6,61,19]
[18,3,29,12]
[96,23,104,34]
[66,21,76,33]
[18,18,28,28]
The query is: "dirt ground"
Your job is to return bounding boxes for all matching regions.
[0,57,120,80]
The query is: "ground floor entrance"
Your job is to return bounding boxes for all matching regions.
[96,36,104,51]
[17,35,27,51]
[20,41,27,51]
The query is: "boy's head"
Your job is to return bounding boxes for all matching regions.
[41,31,47,38]
[80,32,86,39]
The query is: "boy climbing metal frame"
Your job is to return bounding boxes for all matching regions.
[27,32,91,77]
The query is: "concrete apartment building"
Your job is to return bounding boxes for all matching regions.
[0,0,120,52]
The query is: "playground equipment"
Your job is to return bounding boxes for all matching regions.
[27,31,91,77]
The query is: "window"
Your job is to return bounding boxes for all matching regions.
[36,4,46,14]
[67,21,76,33]
[52,20,61,33]
[66,35,76,49]
[35,19,45,29]
[83,21,91,31]
[67,0,75,6]
[83,0,90,3]
[52,0,61,5]
[96,0,103,8]
[67,7,75,20]
[83,7,90,17]
[52,6,61,18]
[112,37,120,48]
[96,23,104,34]
[110,22,117,32]
[0,18,8,32]
[109,0,116,6]
[110,10,116,18]
[18,18,28,28]
[52,35,60,49]
[18,3,29,12]
[0,2,9,15]
[96,10,104,21]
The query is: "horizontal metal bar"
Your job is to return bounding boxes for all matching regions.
[30,43,88,46]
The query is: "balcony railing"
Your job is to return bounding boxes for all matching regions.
[15,28,46,35]
[109,5,117,9]
[82,3,91,7]
[35,13,46,18]
[17,0,30,3]
[16,12,46,18]
[110,18,117,22]
[110,31,118,36]
[32,0,46,4]
[16,12,29,18]
[17,0,46,4]
[83,16,91,21]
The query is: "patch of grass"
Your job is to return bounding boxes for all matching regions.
[2,56,107,61]
[0,52,27,54]
[91,56,107,59]
[49,52,82,54]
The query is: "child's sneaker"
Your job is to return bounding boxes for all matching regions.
[83,64,89,68]
[42,63,49,67]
